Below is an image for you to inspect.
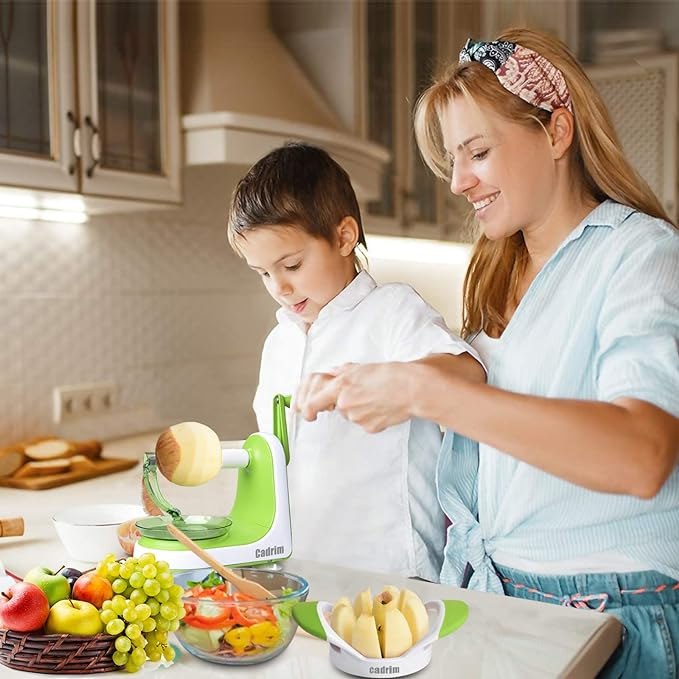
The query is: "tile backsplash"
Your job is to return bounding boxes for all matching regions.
[0,166,277,444]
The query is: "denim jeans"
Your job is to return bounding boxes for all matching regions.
[494,564,679,679]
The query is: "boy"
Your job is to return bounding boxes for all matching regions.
[227,143,483,579]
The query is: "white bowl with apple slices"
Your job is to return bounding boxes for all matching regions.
[52,503,145,563]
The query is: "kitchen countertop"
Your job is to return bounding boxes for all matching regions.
[0,433,622,678]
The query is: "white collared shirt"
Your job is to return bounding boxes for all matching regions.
[254,271,478,579]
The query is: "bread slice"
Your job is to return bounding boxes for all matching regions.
[0,448,27,477]
[22,438,102,461]
[13,459,72,478]
[23,439,71,460]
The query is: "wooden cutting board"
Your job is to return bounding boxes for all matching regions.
[0,456,138,490]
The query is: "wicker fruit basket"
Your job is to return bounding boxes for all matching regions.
[0,629,117,674]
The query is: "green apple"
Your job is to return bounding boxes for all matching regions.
[24,567,71,606]
[45,599,104,636]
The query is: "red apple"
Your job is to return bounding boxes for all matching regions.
[0,581,50,632]
[71,572,113,609]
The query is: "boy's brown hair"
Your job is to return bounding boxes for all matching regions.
[227,143,366,253]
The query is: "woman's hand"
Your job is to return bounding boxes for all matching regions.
[335,363,416,432]
[293,371,340,422]
[295,362,415,433]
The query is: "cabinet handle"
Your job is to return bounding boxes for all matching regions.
[84,115,101,178]
[66,110,80,175]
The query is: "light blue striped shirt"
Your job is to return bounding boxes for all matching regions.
[437,200,679,592]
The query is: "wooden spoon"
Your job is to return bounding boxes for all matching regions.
[165,523,275,599]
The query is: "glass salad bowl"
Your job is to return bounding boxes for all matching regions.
[173,567,309,665]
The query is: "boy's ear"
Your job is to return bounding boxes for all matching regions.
[336,216,360,256]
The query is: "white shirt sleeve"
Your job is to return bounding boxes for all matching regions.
[379,285,482,365]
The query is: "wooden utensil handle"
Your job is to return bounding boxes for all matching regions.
[166,523,230,574]
[165,523,274,599]
[0,517,24,537]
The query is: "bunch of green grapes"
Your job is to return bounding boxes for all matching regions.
[96,552,184,673]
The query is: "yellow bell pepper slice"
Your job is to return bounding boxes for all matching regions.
[224,625,252,651]
[249,621,281,647]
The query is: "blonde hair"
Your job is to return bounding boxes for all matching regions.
[414,27,675,338]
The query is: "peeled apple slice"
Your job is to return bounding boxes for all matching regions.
[353,588,372,617]
[373,587,400,628]
[333,596,352,611]
[383,585,400,600]
[351,614,381,659]
[399,589,430,643]
[330,602,356,643]
[378,608,413,658]
[331,586,431,659]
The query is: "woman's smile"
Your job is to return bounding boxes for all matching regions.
[471,192,500,216]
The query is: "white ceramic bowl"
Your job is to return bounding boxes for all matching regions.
[52,503,145,563]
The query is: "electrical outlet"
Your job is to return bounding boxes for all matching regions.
[52,381,119,423]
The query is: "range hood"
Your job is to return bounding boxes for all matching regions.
[180,1,389,202]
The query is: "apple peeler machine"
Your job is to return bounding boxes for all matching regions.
[133,395,293,571]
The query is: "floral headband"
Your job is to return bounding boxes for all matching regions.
[459,38,573,114]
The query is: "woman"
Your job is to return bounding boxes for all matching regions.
[294,28,679,677]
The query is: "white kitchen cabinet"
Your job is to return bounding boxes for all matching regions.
[275,1,677,239]
[361,0,474,239]
[0,0,180,211]
[480,0,580,55]
[0,0,78,194]
[273,0,476,241]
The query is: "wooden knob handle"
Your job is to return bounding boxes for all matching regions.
[0,517,24,537]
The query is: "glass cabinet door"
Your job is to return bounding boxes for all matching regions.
[95,0,161,175]
[363,0,444,234]
[77,0,180,203]
[412,0,437,225]
[0,0,78,192]
[365,0,395,218]
[0,0,50,158]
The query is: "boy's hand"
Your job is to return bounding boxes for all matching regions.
[294,371,340,421]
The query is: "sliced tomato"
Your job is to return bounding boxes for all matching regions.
[183,609,233,629]
[231,604,277,627]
